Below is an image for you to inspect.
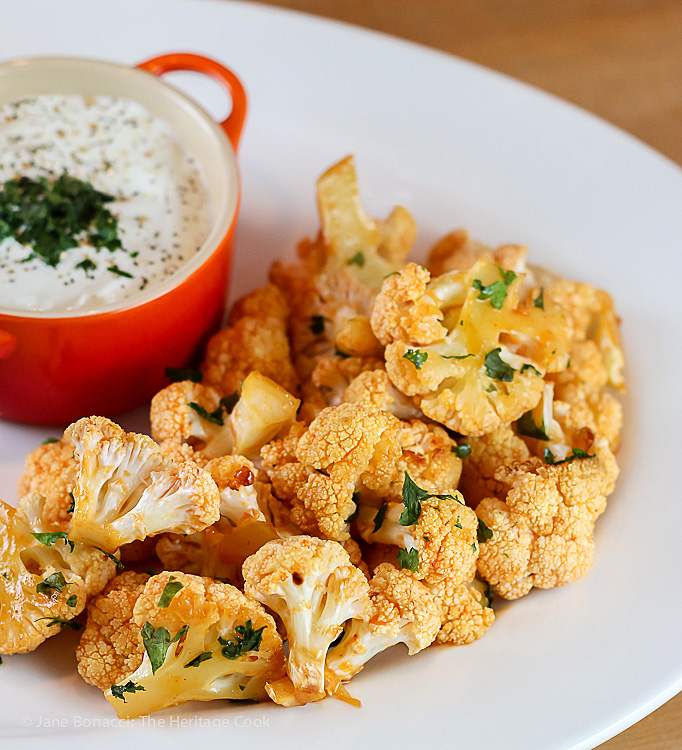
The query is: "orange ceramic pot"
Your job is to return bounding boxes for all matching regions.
[0,54,247,424]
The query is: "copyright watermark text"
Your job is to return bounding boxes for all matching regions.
[20,713,271,730]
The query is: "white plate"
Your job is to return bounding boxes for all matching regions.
[1,2,681,749]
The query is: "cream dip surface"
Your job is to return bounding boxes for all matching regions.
[0,94,211,313]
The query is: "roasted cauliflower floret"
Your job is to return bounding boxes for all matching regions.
[76,572,150,690]
[326,563,439,684]
[201,284,298,396]
[103,572,285,719]
[151,372,300,461]
[0,495,117,655]
[242,536,370,704]
[424,573,495,645]
[204,455,265,524]
[476,454,610,599]
[341,369,422,420]
[357,474,478,584]
[18,438,76,531]
[263,404,401,542]
[66,417,220,553]
[372,259,570,436]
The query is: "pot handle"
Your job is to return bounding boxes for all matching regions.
[0,329,15,359]
[136,53,247,152]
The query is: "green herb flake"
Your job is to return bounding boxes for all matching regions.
[165,366,203,383]
[397,547,419,572]
[111,681,145,702]
[220,393,239,415]
[520,364,541,376]
[96,548,124,569]
[345,496,360,524]
[188,401,225,426]
[66,491,75,515]
[402,349,428,370]
[472,266,517,309]
[441,353,475,360]
[41,437,60,445]
[184,652,213,668]
[0,173,123,267]
[400,472,464,529]
[477,518,493,544]
[75,258,97,273]
[472,541,478,552]
[66,594,78,607]
[544,447,596,465]
[484,348,515,382]
[346,251,365,268]
[334,347,351,359]
[35,616,82,631]
[454,517,463,530]
[533,288,545,310]
[31,531,74,553]
[141,622,172,674]
[451,443,471,459]
[36,572,69,598]
[171,625,190,645]
[372,503,389,533]
[157,576,183,608]
[219,620,266,660]
[108,264,133,279]
[309,315,325,335]
[516,411,549,441]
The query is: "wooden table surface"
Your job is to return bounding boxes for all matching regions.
[241,1,682,748]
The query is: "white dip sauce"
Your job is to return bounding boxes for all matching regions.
[0,95,211,312]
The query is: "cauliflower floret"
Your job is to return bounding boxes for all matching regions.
[459,425,530,507]
[424,573,495,645]
[476,454,609,599]
[263,404,401,542]
[357,474,478,585]
[156,518,280,588]
[201,284,298,396]
[102,572,284,719]
[204,455,265,524]
[242,536,370,704]
[17,438,76,531]
[151,372,300,461]
[372,259,570,436]
[66,417,220,553]
[0,495,117,654]
[341,369,422,420]
[326,563,439,684]
[76,572,149,689]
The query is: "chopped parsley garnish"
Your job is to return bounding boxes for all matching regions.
[345,496,360,524]
[477,518,494,544]
[472,266,517,309]
[533,288,545,310]
[309,315,326,335]
[482,582,493,608]
[165,366,203,383]
[188,395,237,426]
[66,491,75,515]
[96,548,124,569]
[31,531,74,553]
[471,541,478,552]
[75,258,97,273]
[451,443,471,459]
[484,348,515,382]
[402,349,428,370]
[454,516,463,529]
[544,447,596,465]
[66,594,78,607]
[35,616,82,631]
[520,364,541,376]
[41,437,59,445]
[399,471,464,527]
[111,681,145,702]
[184,652,213,668]
[108,264,133,279]
[157,576,183,608]
[36,572,69,598]
[346,251,365,268]
[219,620,266,660]
[372,504,389,533]
[441,353,475,360]
[141,622,172,674]
[516,411,549,441]
[0,173,123,267]
[397,547,419,572]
